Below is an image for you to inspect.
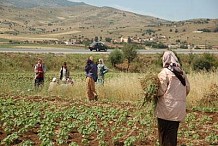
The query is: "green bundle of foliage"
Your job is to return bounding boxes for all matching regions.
[140,72,159,107]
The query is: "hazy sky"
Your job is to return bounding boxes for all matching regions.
[69,0,218,21]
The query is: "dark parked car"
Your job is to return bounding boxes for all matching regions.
[89,42,107,52]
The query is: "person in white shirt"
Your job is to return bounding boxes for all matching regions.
[59,62,70,83]
[97,58,108,85]
[48,77,58,92]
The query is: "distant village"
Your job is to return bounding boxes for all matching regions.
[63,33,218,50]
[2,18,218,50]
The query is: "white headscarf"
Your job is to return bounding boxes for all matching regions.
[52,77,57,82]
[162,50,180,68]
[99,58,104,65]
[162,50,186,85]
[162,51,182,72]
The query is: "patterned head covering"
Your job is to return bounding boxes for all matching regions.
[162,50,180,68]
[162,50,186,86]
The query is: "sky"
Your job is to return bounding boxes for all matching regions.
[69,0,218,21]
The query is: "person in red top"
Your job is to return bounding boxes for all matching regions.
[34,58,46,89]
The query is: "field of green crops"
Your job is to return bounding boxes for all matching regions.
[0,72,217,146]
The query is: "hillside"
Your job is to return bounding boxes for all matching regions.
[0,0,218,47]
[0,0,85,8]
[0,4,166,39]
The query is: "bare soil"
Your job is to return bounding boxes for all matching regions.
[0,95,217,146]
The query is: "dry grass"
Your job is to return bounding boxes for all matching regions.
[97,73,143,102]
[96,71,218,107]
[0,34,59,41]
[187,71,218,107]
[1,71,217,107]
[40,30,81,36]
[45,78,87,100]
[35,71,218,107]
[45,73,144,102]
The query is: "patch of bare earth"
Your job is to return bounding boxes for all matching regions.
[0,94,217,145]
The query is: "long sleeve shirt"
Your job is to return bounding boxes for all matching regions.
[156,68,190,122]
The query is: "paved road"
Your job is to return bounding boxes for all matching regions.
[0,48,109,54]
[0,48,218,54]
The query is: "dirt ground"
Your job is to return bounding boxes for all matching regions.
[0,95,217,146]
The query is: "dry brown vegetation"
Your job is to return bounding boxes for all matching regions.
[0,4,218,47]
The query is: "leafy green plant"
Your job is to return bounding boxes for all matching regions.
[124,136,137,146]
[140,72,159,107]
[192,53,218,71]
[109,49,124,67]
[122,44,138,71]
[205,132,218,145]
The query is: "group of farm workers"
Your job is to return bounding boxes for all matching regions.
[34,57,109,100]
[33,50,190,146]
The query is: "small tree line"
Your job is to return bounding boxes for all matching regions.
[109,47,218,72]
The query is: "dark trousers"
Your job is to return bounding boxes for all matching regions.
[158,118,180,146]
[35,78,44,88]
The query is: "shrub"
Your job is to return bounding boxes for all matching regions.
[122,44,138,72]
[192,54,218,71]
[144,41,167,49]
[109,49,124,67]
[198,28,211,32]
[145,29,155,35]
[105,37,112,42]
[180,44,188,49]
[152,42,168,49]
[83,40,91,47]
[144,41,154,46]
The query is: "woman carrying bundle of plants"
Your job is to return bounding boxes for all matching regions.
[156,50,190,146]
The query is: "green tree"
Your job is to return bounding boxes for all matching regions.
[145,29,155,35]
[83,40,91,47]
[109,49,124,67]
[192,53,218,71]
[122,44,138,72]
[105,37,112,42]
